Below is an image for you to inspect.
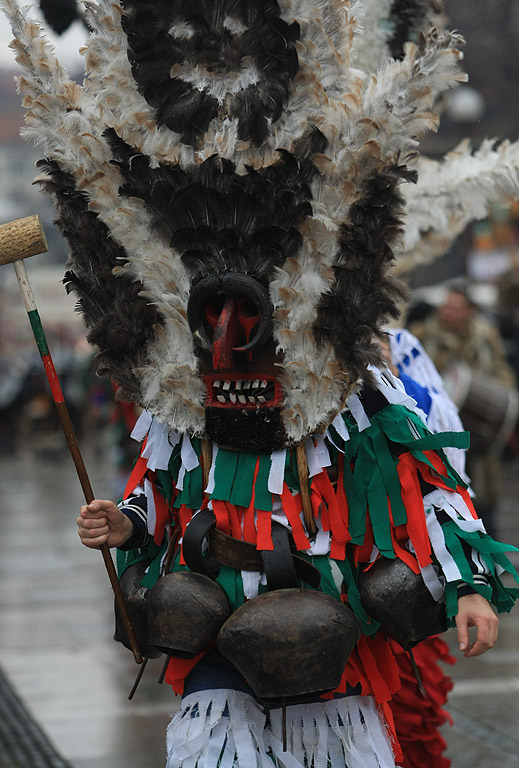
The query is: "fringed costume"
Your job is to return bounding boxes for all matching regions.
[2,1,519,767]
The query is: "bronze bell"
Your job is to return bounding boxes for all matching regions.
[357,557,447,650]
[147,571,231,658]
[217,588,362,703]
[114,560,162,659]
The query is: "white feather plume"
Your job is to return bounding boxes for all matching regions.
[398,138,519,272]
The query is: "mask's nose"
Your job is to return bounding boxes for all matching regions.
[187,273,273,370]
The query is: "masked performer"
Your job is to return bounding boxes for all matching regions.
[2,2,518,767]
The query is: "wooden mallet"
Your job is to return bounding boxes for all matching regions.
[0,214,143,664]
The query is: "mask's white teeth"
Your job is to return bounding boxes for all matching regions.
[235,380,242,390]
[217,395,226,403]
[257,396,266,404]
[230,393,237,404]
[238,394,247,404]
[261,380,268,388]
[223,381,231,390]
[213,380,221,388]
[248,396,256,404]
[252,379,260,389]
[243,381,251,390]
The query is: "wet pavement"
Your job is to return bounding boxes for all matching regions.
[0,431,518,768]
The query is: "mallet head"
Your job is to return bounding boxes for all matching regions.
[0,215,48,266]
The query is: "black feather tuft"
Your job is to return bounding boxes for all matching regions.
[387,0,443,59]
[39,0,79,35]
[36,159,160,401]
[106,128,325,283]
[314,165,412,382]
[120,0,300,147]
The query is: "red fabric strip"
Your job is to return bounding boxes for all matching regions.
[152,481,171,546]
[225,501,243,540]
[165,649,209,696]
[397,455,431,569]
[123,437,149,499]
[243,502,257,545]
[242,458,260,544]
[281,484,311,550]
[256,508,273,550]
[388,499,420,574]
[212,499,231,536]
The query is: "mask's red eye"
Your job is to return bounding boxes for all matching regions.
[236,297,259,346]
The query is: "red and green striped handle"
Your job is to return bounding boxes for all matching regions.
[2,218,143,665]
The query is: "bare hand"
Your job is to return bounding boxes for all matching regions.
[456,592,498,658]
[77,499,133,549]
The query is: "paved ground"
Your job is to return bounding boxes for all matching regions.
[0,431,518,768]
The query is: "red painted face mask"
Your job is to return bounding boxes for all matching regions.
[188,273,284,451]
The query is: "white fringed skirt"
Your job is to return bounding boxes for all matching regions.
[166,689,395,768]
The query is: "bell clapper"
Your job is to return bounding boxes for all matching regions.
[282,698,287,752]
[407,647,427,698]
[158,655,171,685]
[128,656,149,700]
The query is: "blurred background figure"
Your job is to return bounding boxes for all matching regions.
[409,284,518,538]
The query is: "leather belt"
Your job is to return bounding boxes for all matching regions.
[182,508,321,590]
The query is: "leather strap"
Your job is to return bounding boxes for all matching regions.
[261,522,297,590]
[181,507,220,579]
[208,527,263,570]
[182,510,321,589]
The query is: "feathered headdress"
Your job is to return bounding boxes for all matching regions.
[2,0,500,450]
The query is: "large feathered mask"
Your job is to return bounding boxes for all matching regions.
[1,0,467,451]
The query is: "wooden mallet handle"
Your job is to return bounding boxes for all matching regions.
[1,214,143,664]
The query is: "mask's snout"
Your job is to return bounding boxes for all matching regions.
[187,273,273,370]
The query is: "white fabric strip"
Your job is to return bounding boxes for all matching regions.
[315,434,331,468]
[346,393,371,431]
[331,412,349,441]
[142,417,165,461]
[176,464,186,492]
[241,571,262,600]
[425,505,462,582]
[205,443,219,494]
[419,563,446,601]
[305,437,323,478]
[130,409,152,441]
[181,433,200,472]
[143,478,156,536]
[268,449,287,494]
[369,364,428,425]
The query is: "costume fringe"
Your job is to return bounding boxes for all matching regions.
[166,690,396,768]
[390,636,455,768]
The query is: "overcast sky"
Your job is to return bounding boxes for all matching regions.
[0,4,85,71]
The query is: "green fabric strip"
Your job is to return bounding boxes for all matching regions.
[212,449,239,500]
[367,464,395,558]
[369,425,407,527]
[254,454,273,511]
[229,452,258,508]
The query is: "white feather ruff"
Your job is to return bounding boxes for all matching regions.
[398,138,519,272]
[0,0,473,439]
